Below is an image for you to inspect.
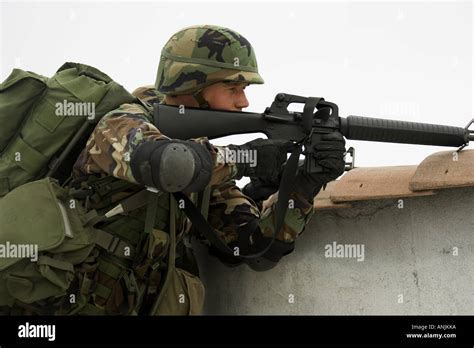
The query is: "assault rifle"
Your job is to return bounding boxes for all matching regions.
[153,93,473,261]
[154,93,474,173]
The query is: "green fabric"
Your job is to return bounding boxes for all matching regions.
[94,283,113,299]
[102,218,142,246]
[0,177,9,196]
[0,69,47,152]
[97,258,123,279]
[0,179,67,271]
[0,178,98,306]
[0,62,136,196]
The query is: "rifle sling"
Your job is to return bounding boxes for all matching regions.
[173,143,303,259]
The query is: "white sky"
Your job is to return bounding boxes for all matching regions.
[1,0,472,186]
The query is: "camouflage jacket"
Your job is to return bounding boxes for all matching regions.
[73,86,315,265]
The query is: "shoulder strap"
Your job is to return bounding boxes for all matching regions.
[196,185,211,220]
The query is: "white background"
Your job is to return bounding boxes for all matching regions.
[1,0,472,185]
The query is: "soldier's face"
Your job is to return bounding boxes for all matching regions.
[202,82,250,111]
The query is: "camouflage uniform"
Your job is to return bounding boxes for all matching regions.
[70,25,316,314]
[73,86,315,260]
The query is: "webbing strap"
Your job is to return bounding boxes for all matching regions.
[116,189,149,214]
[131,190,159,266]
[83,210,106,227]
[144,190,160,235]
[101,188,149,219]
[94,229,135,259]
[149,195,177,315]
[97,258,123,279]
[80,273,93,295]
[37,255,75,273]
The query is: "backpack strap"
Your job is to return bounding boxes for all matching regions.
[94,228,136,259]
[150,194,177,315]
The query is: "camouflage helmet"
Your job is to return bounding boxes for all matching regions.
[155,25,264,96]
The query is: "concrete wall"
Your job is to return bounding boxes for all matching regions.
[194,187,474,315]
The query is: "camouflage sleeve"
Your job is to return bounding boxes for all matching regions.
[131,85,165,106]
[206,180,315,263]
[73,102,239,185]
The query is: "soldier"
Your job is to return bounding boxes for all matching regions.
[71,25,346,314]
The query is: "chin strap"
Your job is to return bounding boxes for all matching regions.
[192,90,210,109]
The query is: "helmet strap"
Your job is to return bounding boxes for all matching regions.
[192,90,210,109]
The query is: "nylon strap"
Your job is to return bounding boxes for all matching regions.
[37,255,75,273]
[197,185,211,220]
[144,190,160,235]
[94,228,135,259]
[118,189,148,213]
[150,195,177,315]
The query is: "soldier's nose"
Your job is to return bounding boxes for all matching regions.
[236,91,249,109]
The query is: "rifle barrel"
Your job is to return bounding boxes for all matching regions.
[340,116,471,147]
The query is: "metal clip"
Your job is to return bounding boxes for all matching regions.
[344,147,356,171]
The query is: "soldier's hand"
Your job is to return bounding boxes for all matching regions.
[242,177,280,201]
[312,131,346,178]
[228,138,294,180]
[294,131,346,201]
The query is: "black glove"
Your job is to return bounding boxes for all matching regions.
[228,138,294,180]
[294,131,346,201]
[242,177,280,201]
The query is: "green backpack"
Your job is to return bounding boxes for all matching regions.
[0,62,136,195]
[0,63,205,315]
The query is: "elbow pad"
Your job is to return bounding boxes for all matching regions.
[130,139,213,193]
